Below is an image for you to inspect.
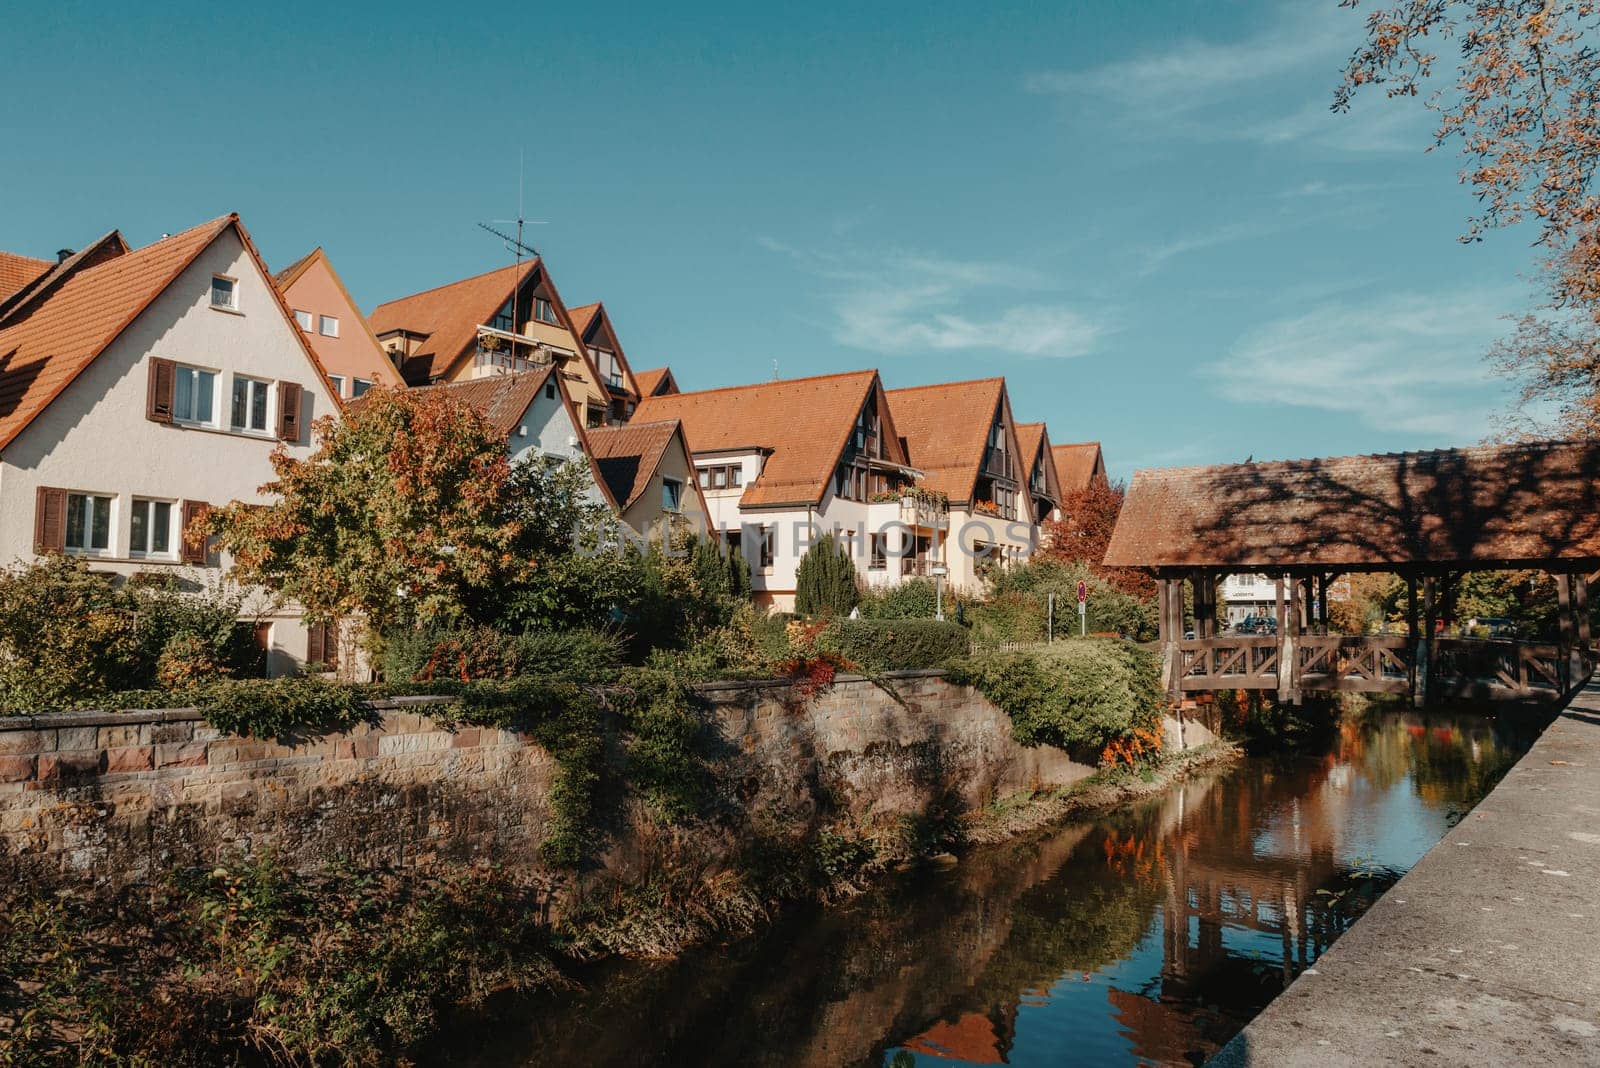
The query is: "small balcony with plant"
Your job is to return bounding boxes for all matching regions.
[868,483,949,530]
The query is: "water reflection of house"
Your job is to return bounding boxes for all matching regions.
[900,1011,1007,1064]
[1107,986,1206,1067]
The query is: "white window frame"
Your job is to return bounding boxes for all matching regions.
[64,492,114,556]
[318,314,340,338]
[352,378,372,398]
[662,477,683,513]
[294,309,313,332]
[128,497,176,559]
[172,363,220,426]
[327,374,345,397]
[230,374,273,434]
[210,275,238,311]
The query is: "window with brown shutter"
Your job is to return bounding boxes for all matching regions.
[180,500,210,564]
[305,618,339,670]
[33,486,67,553]
[277,381,303,442]
[147,357,176,423]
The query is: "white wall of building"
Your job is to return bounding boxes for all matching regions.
[0,230,340,676]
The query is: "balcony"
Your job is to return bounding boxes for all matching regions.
[899,493,948,530]
[472,325,560,373]
[901,555,937,577]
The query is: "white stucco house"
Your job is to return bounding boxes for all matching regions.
[0,214,342,676]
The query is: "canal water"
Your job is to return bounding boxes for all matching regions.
[439,706,1542,1067]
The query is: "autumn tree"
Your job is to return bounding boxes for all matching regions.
[1336,1,1600,434]
[206,387,539,635]
[1038,479,1154,598]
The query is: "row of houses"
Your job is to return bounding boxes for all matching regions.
[0,212,1108,673]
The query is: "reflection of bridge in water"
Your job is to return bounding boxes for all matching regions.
[1104,441,1600,704]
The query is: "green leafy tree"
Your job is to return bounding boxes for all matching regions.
[207,387,537,634]
[794,533,860,617]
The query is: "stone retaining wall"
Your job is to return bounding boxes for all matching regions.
[0,673,1206,892]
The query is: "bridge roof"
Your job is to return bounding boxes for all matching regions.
[1104,440,1600,572]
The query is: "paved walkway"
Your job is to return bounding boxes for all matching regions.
[1214,683,1600,1067]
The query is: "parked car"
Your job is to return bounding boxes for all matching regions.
[1234,616,1277,635]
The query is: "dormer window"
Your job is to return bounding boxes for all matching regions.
[533,297,559,325]
[210,275,238,310]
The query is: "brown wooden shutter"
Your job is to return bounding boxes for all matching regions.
[180,500,210,564]
[306,619,325,666]
[147,357,176,423]
[277,381,303,443]
[33,487,67,553]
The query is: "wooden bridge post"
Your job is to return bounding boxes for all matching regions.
[1417,575,1436,708]
[1158,576,1183,700]
[1558,573,1576,690]
[1277,574,1300,704]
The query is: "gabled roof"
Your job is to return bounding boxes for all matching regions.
[0,252,51,304]
[272,246,403,389]
[586,418,688,510]
[1053,442,1107,493]
[0,214,340,454]
[1102,440,1600,570]
[566,300,639,398]
[407,365,558,437]
[0,232,130,324]
[1016,422,1062,502]
[634,369,892,508]
[885,378,1012,505]
[635,366,678,396]
[369,260,538,384]
[0,216,235,452]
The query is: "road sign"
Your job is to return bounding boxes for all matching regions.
[1076,580,1087,605]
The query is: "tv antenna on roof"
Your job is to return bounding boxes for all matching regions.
[476,149,548,339]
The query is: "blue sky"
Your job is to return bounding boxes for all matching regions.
[2,0,1542,478]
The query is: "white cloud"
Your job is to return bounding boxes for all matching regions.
[1138,220,1284,275]
[761,238,1108,360]
[1206,291,1516,437]
[1025,3,1429,154]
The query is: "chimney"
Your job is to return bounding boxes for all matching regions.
[55,249,73,263]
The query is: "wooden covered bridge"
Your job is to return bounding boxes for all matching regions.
[1102,441,1600,704]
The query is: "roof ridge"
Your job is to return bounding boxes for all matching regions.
[371,258,538,312]
[885,376,1006,395]
[1129,438,1581,481]
[645,367,878,401]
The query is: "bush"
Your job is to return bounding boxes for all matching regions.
[816,618,971,672]
[856,578,940,619]
[381,625,623,685]
[971,559,1157,643]
[794,534,860,618]
[946,639,1164,759]
[0,557,248,714]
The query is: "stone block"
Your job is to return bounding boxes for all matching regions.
[0,730,50,755]
[0,755,36,782]
[96,725,144,749]
[57,726,100,751]
[157,742,208,769]
[37,751,100,782]
[104,746,154,774]
[450,728,482,749]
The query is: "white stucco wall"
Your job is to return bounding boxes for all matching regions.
[0,229,340,675]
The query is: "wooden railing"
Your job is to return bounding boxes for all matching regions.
[1177,637,1281,691]
[1171,633,1589,703]
[1296,635,1412,694]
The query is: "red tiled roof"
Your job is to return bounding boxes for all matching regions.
[901,1013,1005,1064]
[634,367,677,396]
[368,260,537,384]
[634,370,883,508]
[886,378,1008,504]
[0,215,237,452]
[410,366,557,437]
[1016,422,1061,501]
[0,252,50,304]
[1103,440,1600,570]
[567,302,602,337]
[585,418,683,510]
[1053,442,1106,494]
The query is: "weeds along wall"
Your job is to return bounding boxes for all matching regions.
[0,673,1209,893]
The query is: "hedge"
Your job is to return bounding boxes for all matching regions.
[815,618,971,672]
[945,639,1164,758]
